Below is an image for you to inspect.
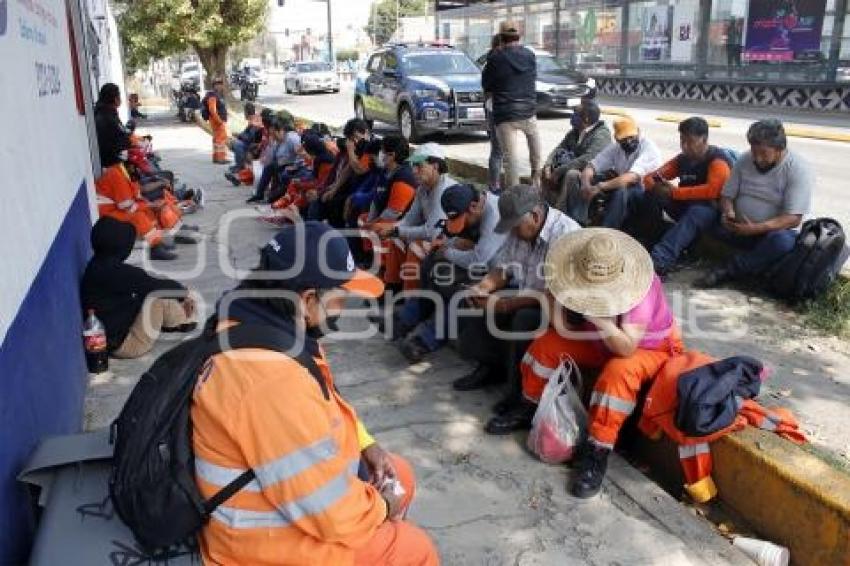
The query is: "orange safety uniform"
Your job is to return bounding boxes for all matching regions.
[639,351,806,502]
[208,94,229,162]
[95,164,162,245]
[191,332,439,566]
[520,325,684,450]
[270,161,336,210]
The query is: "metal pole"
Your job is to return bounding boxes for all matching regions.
[326,0,334,64]
[827,0,847,83]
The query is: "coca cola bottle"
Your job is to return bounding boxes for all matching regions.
[83,309,109,373]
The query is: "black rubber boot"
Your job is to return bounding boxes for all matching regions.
[570,442,611,499]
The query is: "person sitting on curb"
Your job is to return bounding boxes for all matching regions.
[225,102,263,181]
[398,183,507,362]
[639,116,734,276]
[81,217,197,358]
[567,116,662,229]
[696,119,812,288]
[192,222,439,565]
[458,185,580,434]
[374,143,455,295]
[541,99,611,211]
[246,117,302,204]
[94,83,131,170]
[519,228,683,498]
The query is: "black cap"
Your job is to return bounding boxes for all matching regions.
[260,221,383,297]
[440,184,478,235]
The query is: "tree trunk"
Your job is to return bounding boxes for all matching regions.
[193,44,229,91]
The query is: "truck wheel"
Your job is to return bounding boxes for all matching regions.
[398,104,420,143]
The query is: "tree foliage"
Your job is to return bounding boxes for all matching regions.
[117,0,267,86]
[366,0,427,46]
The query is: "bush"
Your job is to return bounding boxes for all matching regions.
[336,49,359,62]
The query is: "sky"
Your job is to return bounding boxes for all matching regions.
[267,0,375,37]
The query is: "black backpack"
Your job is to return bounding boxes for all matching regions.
[767,218,848,303]
[199,93,211,121]
[109,322,327,554]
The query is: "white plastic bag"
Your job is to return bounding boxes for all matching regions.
[527,358,587,464]
[252,159,264,180]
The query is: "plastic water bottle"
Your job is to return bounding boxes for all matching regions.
[83,309,109,374]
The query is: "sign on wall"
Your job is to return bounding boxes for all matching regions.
[744,0,827,62]
[640,6,672,62]
[671,0,698,63]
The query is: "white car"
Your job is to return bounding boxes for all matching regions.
[285,61,340,95]
[179,61,206,86]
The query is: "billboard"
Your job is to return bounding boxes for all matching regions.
[744,0,827,62]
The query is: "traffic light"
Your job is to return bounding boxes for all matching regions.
[277,0,284,6]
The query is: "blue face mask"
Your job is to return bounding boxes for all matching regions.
[570,112,583,130]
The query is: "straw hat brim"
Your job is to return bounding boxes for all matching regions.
[545,228,654,318]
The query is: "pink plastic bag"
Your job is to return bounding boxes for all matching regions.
[527,358,587,464]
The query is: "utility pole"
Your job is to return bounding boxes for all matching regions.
[325,0,333,65]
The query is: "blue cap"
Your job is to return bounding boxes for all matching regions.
[260,221,383,297]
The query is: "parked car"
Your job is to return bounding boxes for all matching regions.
[354,43,486,143]
[285,61,340,95]
[476,48,596,114]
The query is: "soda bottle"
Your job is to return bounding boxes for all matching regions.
[83,309,109,374]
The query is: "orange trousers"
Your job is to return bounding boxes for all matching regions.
[382,240,429,290]
[211,120,229,162]
[353,454,439,566]
[98,203,162,245]
[521,328,683,449]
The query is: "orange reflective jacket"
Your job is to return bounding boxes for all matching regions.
[191,343,385,565]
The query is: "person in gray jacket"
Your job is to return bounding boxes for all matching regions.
[541,100,612,211]
[399,184,508,362]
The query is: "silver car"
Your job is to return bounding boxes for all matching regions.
[284,61,340,95]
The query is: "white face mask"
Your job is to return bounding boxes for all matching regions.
[118,150,129,161]
[376,151,387,168]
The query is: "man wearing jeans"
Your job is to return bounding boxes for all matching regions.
[640,117,734,276]
[697,119,812,287]
[482,20,541,188]
[568,116,661,229]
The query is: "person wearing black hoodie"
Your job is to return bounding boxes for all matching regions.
[94,83,131,167]
[482,20,541,189]
[81,217,196,358]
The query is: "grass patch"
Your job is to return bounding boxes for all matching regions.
[800,275,850,337]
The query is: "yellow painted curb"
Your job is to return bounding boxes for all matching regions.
[712,428,850,566]
[656,114,723,128]
[601,106,632,117]
[783,125,850,143]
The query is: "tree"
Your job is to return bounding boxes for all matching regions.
[117,0,267,89]
[366,0,427,46]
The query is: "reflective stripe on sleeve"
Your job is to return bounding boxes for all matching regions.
[210,459,361,530]
[589,391,636,415]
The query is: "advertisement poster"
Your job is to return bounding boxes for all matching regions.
[641,6,672,62]
[744,0,827,62]
[671,0,698,63]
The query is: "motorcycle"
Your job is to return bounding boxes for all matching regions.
[174,81,201,123]
[240,77,259,102]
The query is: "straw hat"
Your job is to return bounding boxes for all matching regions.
[545,228,654,318]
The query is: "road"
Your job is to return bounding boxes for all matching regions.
[258,72,850,228]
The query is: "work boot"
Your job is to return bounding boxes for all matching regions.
[694,267,732,288]
[149,244,178,261]
[570,442,612,499]
[453,364,499,391]
[484,399,536,435]
[399,335,429,363]
[492,395,518,416]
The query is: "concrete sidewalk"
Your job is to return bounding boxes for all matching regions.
[82,115,753,564]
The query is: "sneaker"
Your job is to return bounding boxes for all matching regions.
[149,244,178,261]
[484,399,537,435]
[398,335,429,363]
[570,442,611,498]
[453,364,500,392]
[193,187,205,208]
[246,195,264,204]
[224,172,240,187]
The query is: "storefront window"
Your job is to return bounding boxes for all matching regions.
[524,2,555,51]
[557,0,623,75]
[625,0,699,76]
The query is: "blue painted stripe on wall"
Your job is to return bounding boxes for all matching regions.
[0,182,91,564]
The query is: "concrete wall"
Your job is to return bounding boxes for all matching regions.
[0,0,112,561]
